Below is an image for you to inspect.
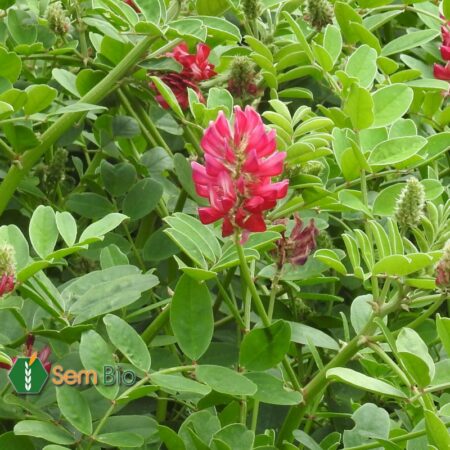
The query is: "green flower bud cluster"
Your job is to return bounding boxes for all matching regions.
[395,177,425,229]
[242,0,262,21]
[47,1,70,35]
[0,244,15,276]
[306,0,334,31]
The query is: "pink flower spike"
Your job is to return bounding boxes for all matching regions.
[434,63,450,81]
[192,106,289,237]
[441,45,450,61]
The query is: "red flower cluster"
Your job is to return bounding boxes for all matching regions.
[0,335,51,373]
[123,0,141,13]
[0,273,14,297]
[434,25,450,81]
[192,106,288,237]
[152,42,216,110]
[275,216,319,268]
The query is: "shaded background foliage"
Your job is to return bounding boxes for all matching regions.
[0,0,448,449]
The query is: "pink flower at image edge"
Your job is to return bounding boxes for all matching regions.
[192,106,288,237]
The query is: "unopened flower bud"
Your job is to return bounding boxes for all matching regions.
[436,240,450,289]
[316,229,333,249]
[274,215,319,268]
[47,1,70,35]
[395,178,425,229]
[0,244,15,297]
[228,56,259,99]
[306,0,334,31]
[302,161,324,177]
[46,148,68,191]
[242,0,262,21]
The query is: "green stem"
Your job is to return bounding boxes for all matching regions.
[234,235,301,391]
[141,306,171,345]
[0,34,165,216]
[268,269,281,321]
[86,402,116,450]
[277,294,403,445]
[123,88,174,156]
[117,88,158,148]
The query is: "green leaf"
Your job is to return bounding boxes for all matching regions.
[52,68,80,97]
[335,1,363,43]
[7,9,37,45]
[444,0,450,21]
[66,193,115,219]
[314,248,348,274]
[196,0,229,15]
[424,410,450,449]
[197,16,241,42]
[49,103,107,115]
[101,161,137,196]
[14,421,75,445]
[173,152,207,204]
[196,365,257,396]
[29,205,58,259]
[372,84,414,127]
[170,274,214,360]
[100,415,158,445]
[159,425,186,450]
[326,368,407,398]
[0,432,33,450]
[436,314,450,357]
[134,0,163,23]
[245,372,302,405]
[213,424,254,450]
[397,328,435,387]
[24,85,57,115]
[289,322,339,350]
[55,212,77,247]
[345,84,374,130]
[343,403,390,449]
[239,320,291,371]
[104,314,151,372]
[123,178,163,221]
[0,48,21,82]
[345,45,377,88]
[3,124,39,152]
[79,213,128,243]
[373,253,437,276]
[56,385,92,435]
[323,25,342,65]
[381,29,440,56]
[150,373,211,396]
[0,100,13,118]
[70,272,159,324]
[0,224,29,270]
[95,432,144,448]
[368,136,426,167]
[149,76,184,118]
[79,330,119,399]
[282,12,314,63]
[164,213,221,263]
[100,244,129,268]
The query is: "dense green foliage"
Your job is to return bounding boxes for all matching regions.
[0,0,449,449]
